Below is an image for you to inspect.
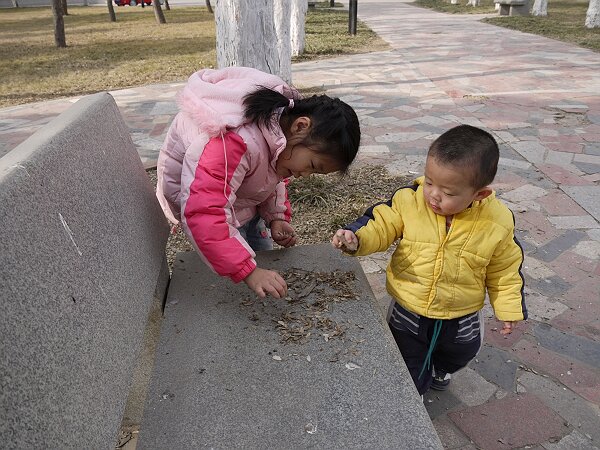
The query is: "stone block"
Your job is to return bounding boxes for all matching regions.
[0,93,170,448]
[138,246,442,449]
[449,393,568,449]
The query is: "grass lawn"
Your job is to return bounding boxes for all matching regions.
[414,0,600,52]
[0,4,387,108]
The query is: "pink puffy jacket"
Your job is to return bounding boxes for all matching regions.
[156,67,297,283]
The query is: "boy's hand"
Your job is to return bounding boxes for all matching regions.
[500,321,515,335]
[243,267,287,299]
[332,229,358,252]
[271,220,297,248]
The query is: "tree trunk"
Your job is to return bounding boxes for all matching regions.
[205,0,213,13]
[330,0,334,6]
[164,0,170,10]
[11,0,19,6]
[107,0,116,22]
[52,0,67,48]
[290,0,307,57]
[274,0,292,83]
[586,0,600,27]
[531,0,547,16]
[61,0,68,15]
[153,0,166,24]
[215,0,281,77]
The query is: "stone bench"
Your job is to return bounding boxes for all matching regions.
[1,93,442,449]
[497,0,530,16]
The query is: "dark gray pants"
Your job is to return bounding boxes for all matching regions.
[388,302,482,395]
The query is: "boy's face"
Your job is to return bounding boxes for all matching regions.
[423,156,491,217]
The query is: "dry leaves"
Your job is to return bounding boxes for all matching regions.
[271,268,358,345]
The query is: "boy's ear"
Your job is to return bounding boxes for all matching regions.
[291,116,311,136]
[474,187,493,201]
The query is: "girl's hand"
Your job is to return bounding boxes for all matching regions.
[332,229,358,252]
[500,321,515,335]
[243,267,287,298]
[271,220,297,248]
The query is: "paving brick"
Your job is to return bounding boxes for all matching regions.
[562,186,600,222]
[546,250,598,283]
[544,150,575,166]
[588,230,600,248]
[573,161,600,176]
[469,345,518,392]
[511,141,548,164]
[513,339,600,406]
[358,144,390,154]
[584,142,600,156]
[495,130,518,143]
[375,131,430,143]
[430,416,472,449]
[424,389,463,420]
[542,430,600,450]
[531,230,587,262]
[449,393,569,450]
[498,157,532,171]
[583,173,600,182]
[550,278,600,342]
[518,372,600,444]
[571,240,600,259]
[523,255,556,279]
[533,323,600,369]
[537,164,591,186]
[492,171,529,193]
[545,142,585,154]
[574,153,600,165]
[536,191,588,216]
[523,291,569,321]
[447,367,497,407]
[500,184,549,203]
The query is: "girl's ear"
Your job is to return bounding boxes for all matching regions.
[291,116,312,136]
[473,187,492,201]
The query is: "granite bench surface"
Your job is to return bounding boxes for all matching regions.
[138,244,442,449]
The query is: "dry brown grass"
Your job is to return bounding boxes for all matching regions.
[0,5,388,107]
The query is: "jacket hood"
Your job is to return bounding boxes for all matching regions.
[177,67,297,137]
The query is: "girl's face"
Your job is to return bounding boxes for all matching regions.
[423,156,490,217]
[276,115,342,179]
[275,145,341,179]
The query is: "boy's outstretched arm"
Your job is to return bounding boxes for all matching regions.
[332,229,358,252]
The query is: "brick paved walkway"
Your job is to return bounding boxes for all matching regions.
[1,1,599,448]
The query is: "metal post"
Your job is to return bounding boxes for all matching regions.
[349,0,357,35]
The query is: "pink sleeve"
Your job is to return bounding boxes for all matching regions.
[258,178,292,225]
[182,132,256,283]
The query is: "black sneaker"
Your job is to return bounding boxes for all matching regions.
[431,371,451,391]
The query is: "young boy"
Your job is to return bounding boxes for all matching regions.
[332,125,527,395]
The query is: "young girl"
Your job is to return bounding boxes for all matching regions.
[156,67,360,299]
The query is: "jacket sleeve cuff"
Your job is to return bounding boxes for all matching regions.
[494,311,526,322]
[231,258,257,283]
[267,216,289,227]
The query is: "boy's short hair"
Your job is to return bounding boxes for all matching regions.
[428,125,499,190]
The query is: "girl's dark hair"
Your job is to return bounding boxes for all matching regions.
[243,87,360,173]
[428,124,499,189]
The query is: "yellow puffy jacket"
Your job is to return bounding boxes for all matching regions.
[347,177,526,321]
